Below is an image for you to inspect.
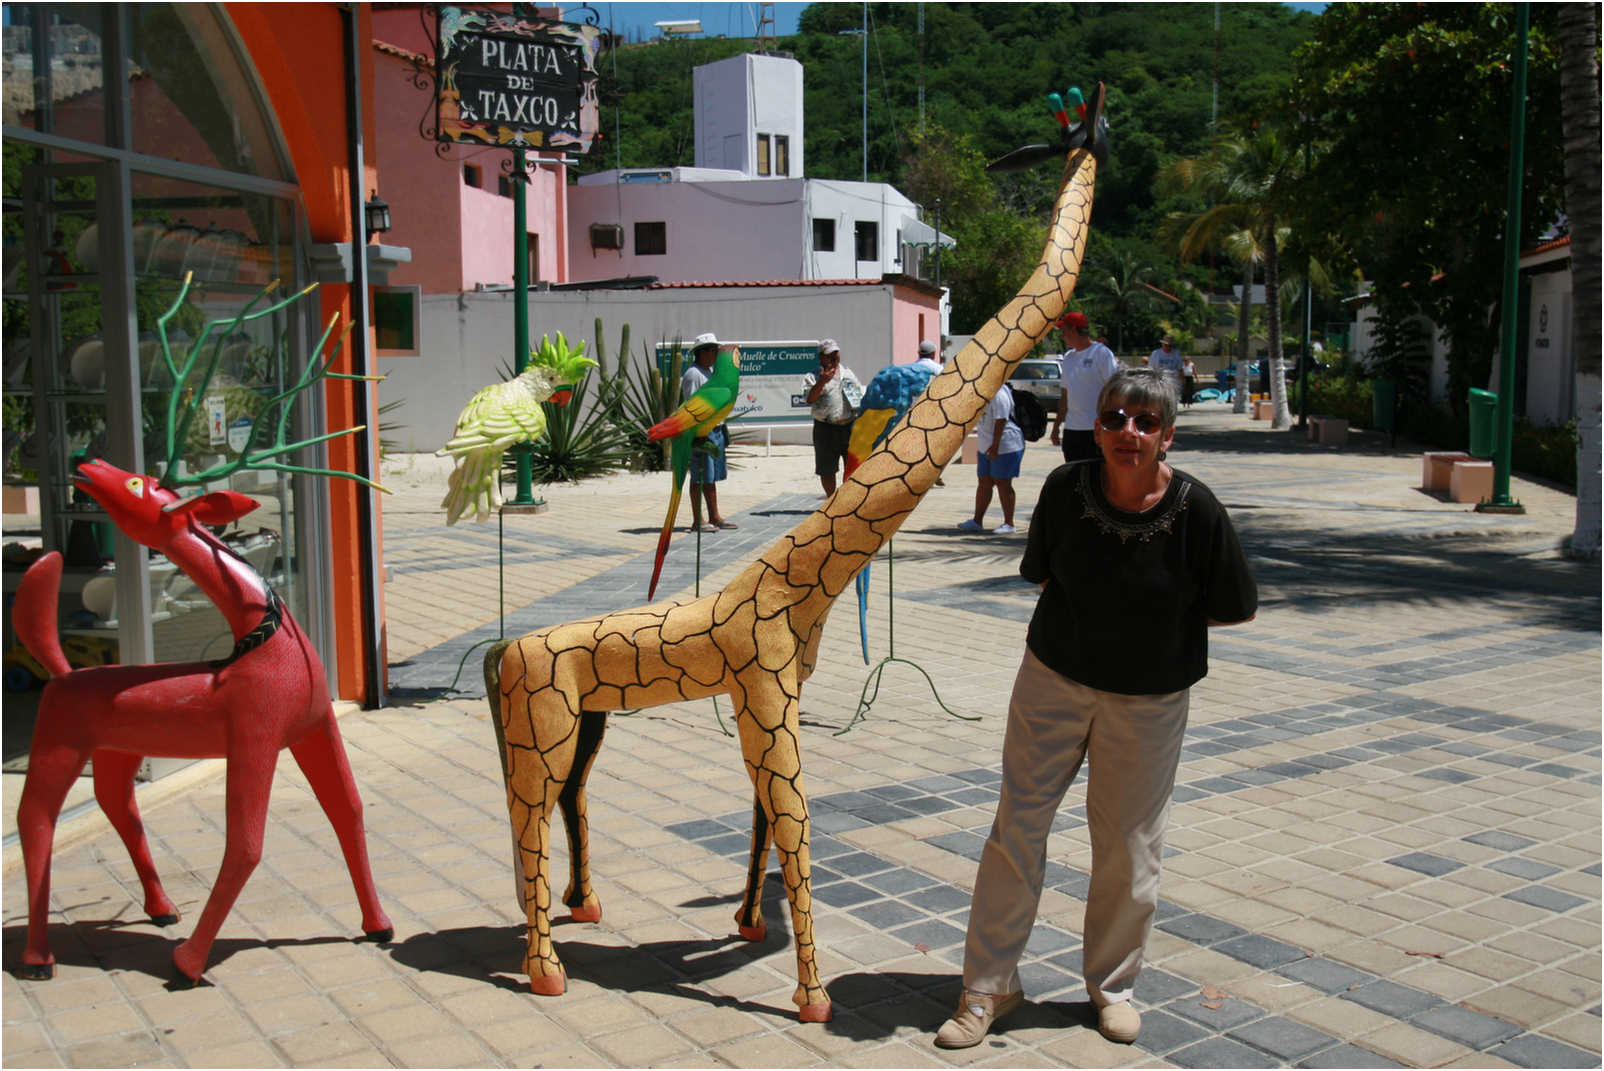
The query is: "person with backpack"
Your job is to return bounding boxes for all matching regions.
[958,383,1024,534]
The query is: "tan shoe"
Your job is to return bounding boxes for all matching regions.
[1097,1001,1141,1043]
[933,989,1023,1049]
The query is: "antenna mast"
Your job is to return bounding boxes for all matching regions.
[917,3,925,138]
[756,1,776,53]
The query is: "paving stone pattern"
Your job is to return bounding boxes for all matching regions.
[3,408,1598,1068]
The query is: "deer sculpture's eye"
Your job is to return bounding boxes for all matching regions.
[125,477,144,498]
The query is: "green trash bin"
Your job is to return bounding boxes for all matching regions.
[1468,388,1497,458]
[1371,377,1396,433]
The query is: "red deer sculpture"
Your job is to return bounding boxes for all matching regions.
[11,277,392,983]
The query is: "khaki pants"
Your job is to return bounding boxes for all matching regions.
[961,648,1189,1007]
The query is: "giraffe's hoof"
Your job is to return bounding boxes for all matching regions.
[529,972,567,996]
[798,1001,833,1023]
[568,903,601,924]
[737,920,766,942]
[149,913,180,927]
[15,962,54,981]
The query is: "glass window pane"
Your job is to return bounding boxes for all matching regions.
[2,4,108,140]
[126,173,305,660]
[127,5,289,181]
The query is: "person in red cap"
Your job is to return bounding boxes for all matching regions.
[1051,312,1121,463]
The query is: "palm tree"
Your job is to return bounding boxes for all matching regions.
[1089,249,1158,354]
[1558,3,1600,559]
[1162,128,1302,426]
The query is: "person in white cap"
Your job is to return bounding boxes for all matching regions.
[913,338,944,375]
[681,332,736,530]
[801,338,863,496]
[1148,336,1183,388]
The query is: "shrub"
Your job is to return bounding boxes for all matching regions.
[592,319,684,473]
[1304,371,1372,427]
[1510,419,1577,488]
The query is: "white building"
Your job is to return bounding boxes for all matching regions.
[566,52,951,293]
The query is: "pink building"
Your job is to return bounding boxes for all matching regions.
[370,10,569,294]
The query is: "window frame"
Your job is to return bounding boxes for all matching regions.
[812,217,835,252]
[854,220,878,263]
[634,220,667,256]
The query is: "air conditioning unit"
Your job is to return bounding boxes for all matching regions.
[589,223,624,250]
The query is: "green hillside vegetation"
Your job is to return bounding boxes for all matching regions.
[578,2,1319,337]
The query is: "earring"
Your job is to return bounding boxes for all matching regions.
[1158,449,1168,461]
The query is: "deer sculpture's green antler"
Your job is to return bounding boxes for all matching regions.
[154,273,389,494]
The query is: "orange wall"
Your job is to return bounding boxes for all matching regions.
[228,3,384,702]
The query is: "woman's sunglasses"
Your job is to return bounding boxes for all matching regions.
[1097,408,1165,434]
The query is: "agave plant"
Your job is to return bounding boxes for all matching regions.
[495,329,633,486]
[591,317,685,473]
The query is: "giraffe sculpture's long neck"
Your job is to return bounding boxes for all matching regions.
[740,147,1100,625]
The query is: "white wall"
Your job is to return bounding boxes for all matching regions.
[568,178,806,282]
[802,180,919,280]
[693,52,804,178]
[378,284,908,450]
[568,176,928,286]
[1525,269,1574,426]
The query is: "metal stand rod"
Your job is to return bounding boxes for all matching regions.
[836,540,978,735]
[449,504,509,690]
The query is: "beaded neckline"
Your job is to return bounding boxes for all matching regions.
[1076,463,1192,542]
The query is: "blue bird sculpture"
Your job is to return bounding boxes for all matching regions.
[844,361,940,662]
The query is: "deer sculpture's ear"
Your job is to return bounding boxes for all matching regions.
[166,490,260,526]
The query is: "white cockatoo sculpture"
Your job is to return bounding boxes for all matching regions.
[438,333,595,525]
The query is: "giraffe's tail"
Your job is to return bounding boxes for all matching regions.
[646,481,684,601]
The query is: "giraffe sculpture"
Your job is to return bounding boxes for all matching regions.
[487,85,1108,1021]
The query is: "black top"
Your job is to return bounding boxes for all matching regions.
[1020,461,1257,696]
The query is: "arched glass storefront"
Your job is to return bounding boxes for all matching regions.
[3,4,333,776]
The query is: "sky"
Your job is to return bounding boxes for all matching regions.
[565,3,809,43]
[564,2,1325,42]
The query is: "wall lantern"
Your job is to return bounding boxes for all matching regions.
[364,191,391,241]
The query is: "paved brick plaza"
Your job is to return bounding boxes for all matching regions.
[5,403,1599,1068]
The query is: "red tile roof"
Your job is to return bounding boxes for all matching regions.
[648,278,884,289]
[1523,235,1571,257]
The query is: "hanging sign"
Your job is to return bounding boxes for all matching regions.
[435,7,603,151]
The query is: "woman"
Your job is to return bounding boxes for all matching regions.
[934,368,1256,1050]
[1181,356,1197,408]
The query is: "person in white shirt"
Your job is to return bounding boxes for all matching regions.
[1148,337,1183,387]
[801,339,864,496]
[958,384,1024,534]
[1050,312,1121,463]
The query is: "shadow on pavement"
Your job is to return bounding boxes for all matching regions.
[2,918,380,984]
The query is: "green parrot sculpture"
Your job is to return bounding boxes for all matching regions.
[438,332,595,525]
[644,344,741,599]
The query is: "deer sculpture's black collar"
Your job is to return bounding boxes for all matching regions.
[211,587,284,668]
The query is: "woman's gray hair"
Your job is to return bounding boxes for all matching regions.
[1097,367,1178,430]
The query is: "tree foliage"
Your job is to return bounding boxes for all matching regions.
[1289,3,1566,410]
[577,3,1317,336]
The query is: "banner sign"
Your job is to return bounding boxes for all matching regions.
[435,7,602,151]
[656,341,822,425]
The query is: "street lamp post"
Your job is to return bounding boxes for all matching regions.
[1480,2,1529,514]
